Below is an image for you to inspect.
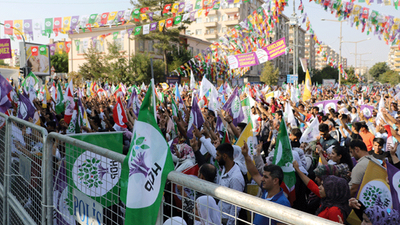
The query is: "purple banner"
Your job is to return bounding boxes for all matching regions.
[227,52,259,69]
[0,39,12,59]
[260,37,286,62]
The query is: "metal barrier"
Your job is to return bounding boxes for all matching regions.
[0,116,341,225]
[164,171,340,225]
[45,132,126,225]
[3,115,48,225]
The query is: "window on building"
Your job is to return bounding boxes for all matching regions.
[114,38,124,51]
[186,30,191,35]
[196,48,200,55]
[196,18,202,23]
[148,40,154,52]
[196,29,202,35]
[207,28,215,34]
[228,3,234,8]
[189,47,193,56]
[139,40,144,52]
[209,16,216,22]
[222,15,227,21]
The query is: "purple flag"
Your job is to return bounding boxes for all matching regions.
[127,28,133,37]
[0,74,12,113]
[70,16,80,31]
[150,22,157,31]
[91,37,97,48]
[23,19,33,37]
[227,0,234,3]
[117,10,125,22]
[190,11,196,21]
[187,96,204,139]
[360,105,374,119]
[387,161,400,211]
[148,12,154,21]
[185,3,193,12]
[178,2,185,13]
[215,114,224,135]
[54,160,74,224]
[322,100,339,115]
[17,93,36,121]
[222,87,245,126]
[49,44,56,56]
[127,89,140,117]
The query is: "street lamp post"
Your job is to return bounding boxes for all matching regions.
[321,19,345,86]
[342,38,370,69]
[290,0,299,79]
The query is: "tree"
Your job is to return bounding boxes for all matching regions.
[260,61,279,85]
[369,62,389,79]
[0,59,8,66]
[311,66,338,84]
[79,46,108,81]
[50,52,68,73]
[379,70,400,85]
[166,46,193,75]
[342,67,358,85]
[131,0,192,76]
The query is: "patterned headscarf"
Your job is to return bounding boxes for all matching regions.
[365,195,400,225]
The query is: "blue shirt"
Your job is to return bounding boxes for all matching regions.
[253,188,291,225]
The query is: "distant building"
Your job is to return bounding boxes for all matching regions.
[67,24,211,75]
[305,33,315,70]
[388,45,400,73]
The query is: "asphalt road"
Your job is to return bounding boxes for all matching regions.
[0,68,19,81]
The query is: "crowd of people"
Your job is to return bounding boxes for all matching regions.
[4,74,400,225]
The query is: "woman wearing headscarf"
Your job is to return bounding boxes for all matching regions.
[194,196,221,225]
[294,161,351,222]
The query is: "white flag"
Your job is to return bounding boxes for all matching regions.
[299,117,320,143]
[199,76,213,99]
[190,70,196,90]
[143,24,150,35]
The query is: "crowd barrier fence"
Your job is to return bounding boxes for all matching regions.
[0,114,340,225]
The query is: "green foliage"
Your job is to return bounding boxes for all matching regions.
[50,52,68,73]
[378,70,400,85]
[260,61,279,85]
[0,59,8,66]
[166,46,193,74]
[342,67,358,85]
[310,66,338,84]
[79,46,107,81]
[132,0,192,75]
[369,62,390,79]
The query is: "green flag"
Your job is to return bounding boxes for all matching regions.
[121,80,174,225]
[241,97,252,126]
[88,14,98,24]
[39,45,47,55]
[195,0,202,9]
[55,82,65,114]
[134,26,142,35]
[113,31,119,39]
[174,15,182,25]
[66,132,123,215]
[44,18,53,35]
[272,119,296,197]
[22,71,39,92]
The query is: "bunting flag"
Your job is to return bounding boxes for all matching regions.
[273,119,296,205]
[120,80,174,225]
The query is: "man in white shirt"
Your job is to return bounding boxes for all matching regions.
[215,143,245,225]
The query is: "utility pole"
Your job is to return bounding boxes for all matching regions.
[290,0,299,79]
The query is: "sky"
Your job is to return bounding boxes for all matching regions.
[0,0,398,69]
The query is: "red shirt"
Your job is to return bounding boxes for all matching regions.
[359,131,375,151]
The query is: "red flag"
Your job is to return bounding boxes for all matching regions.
[53,17,62,32]
[163,4,172,14]
[221,130,230,143]
[113,97,128,128]
[64,81,75,125]
[140,7,149,13]
[4,20,13,35]
[65,41,71,53]
[31,46,39,56]
[101,12,109,25]
[166,18,174,27]
[86,24,92,32]
[173,164,199,208]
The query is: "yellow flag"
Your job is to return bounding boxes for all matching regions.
[13,20,24,34]
[108,11,118,22]
[235,123,257,156]
[264,92,274,101]
[302,70,311,102]
[197,9,204,17]
[347,161,389,225]
[171,3,179,14]
[159,20,165,32]
[140,13,148,21]
[56,42,65,54]
[63,16,71,30]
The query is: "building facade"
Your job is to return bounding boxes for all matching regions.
[67,24,211,75]
[288,26,306,73]
[304,33,315,70]
[388,45,400,73]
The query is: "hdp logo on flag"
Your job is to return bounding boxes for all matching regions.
[121,80,174,225]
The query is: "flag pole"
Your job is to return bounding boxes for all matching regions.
[151,78,156,121]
